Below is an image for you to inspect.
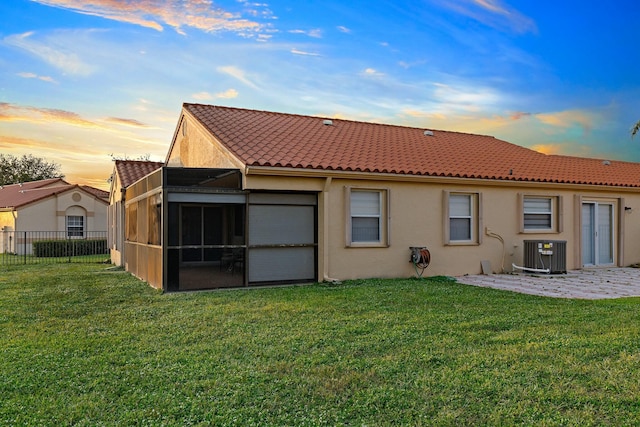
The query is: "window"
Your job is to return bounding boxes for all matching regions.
[523,197,552,230]
[520,195,562,233]
[443,191,481,245]
[346,188,388,246]
[449,194,472,241]
[66,215,84,237]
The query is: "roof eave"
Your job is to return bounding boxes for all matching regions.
[244,165,640,192]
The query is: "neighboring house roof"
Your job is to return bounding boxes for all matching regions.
[81,185,109,201]
[0,178,102,209]
[114,160,164,189]
[184,103,640,188]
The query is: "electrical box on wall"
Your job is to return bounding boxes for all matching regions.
[523,240,567,274]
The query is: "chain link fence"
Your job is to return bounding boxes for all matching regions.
[0,231,110,265]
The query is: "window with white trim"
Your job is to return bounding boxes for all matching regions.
[523,196,553,230]
[346,188,388,246]
[449,194,473,242]
[66,215,84,237]
[351,190,381,242]
[444,191,481,245]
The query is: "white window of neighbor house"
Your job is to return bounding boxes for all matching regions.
[523,196,553,230]
[346,188,389,246]
[66,215,85,238]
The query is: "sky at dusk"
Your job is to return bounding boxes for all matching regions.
[1,0,639,190]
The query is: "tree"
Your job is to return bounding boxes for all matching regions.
[0,154,63,186]
[633,120,640,138]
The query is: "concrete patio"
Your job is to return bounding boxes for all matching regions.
[455,267,640,299]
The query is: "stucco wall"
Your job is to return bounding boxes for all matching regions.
[246,172,640,280]
[16,190,107,232]
[166,114,244,170]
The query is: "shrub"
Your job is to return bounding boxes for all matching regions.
[32,239,108,257]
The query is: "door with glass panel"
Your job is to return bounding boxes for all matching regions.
[581,202,614,266]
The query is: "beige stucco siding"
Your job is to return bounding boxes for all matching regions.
[243,171,640,280]
[19,198,59,230]
[166,114,245,170]
[13,190,107,233]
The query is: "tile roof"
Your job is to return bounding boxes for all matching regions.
[81,185,109,201]
[114,160,164,189]
[0,179,102,209]
[184,103,640,188]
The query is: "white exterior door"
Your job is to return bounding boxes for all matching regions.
[582,202,614,266]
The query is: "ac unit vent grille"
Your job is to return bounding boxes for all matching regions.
[523,240,567,274]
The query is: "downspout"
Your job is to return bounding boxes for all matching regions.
[322,176,340,283]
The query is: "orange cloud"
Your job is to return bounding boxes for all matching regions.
[534,110,596,133]
[104,117,149,128]
[0,103,101,128]
[33,0,266,35]
[531,144,562,155]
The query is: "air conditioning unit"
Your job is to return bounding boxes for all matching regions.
[523,240,567,274]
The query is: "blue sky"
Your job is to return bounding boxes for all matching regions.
[1,0,639,189]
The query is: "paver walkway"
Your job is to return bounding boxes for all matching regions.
[455,267,640,299]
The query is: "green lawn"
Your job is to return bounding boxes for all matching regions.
[1,264,640,426]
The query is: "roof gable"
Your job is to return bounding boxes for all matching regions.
[114,160,164,189]
[0,179,71,209]
[184,103,640,188]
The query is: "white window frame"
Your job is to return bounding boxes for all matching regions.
[345,187,389,247]
[66,215,85,238]
[443,191,482,245]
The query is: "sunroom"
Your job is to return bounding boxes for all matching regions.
[124,167,317,291]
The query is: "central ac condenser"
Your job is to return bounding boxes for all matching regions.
[523,240,567,274]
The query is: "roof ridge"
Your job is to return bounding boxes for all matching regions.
[182,103,499,139]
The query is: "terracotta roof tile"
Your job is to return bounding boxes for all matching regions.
[0,179,108,209]
[184,103,640,188]
[115,160,164,189]
[80,185,109,201]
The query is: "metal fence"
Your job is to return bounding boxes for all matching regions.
[0,231,110,266]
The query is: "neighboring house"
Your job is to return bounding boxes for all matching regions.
[0,178,109,254]
[108,160,164,266]
[121,103,640,291]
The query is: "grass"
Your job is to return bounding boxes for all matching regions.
[2,264,640,426]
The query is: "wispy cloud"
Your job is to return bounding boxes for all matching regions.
[337,26,351,33]
[191,89,239,100]
[217,66,260,89]
[534,110,597,134]
[0,103,156,132]
[17,72,57,83]
[291,48,321,57]
[362,68,385,78]
[433,0,537,34]
[0,102,101,128]
[103,117,149,128]
[289,29,322,38]
[31,0,269,36]
[4,31,95,76]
